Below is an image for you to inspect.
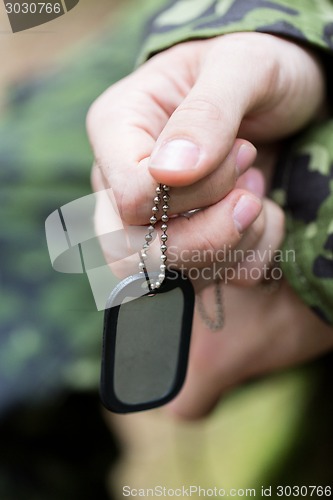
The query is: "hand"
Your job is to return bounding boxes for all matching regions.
[166,279,333,420]
[87,33,331,420]
[88,32,325,226]
[93,161,285,288]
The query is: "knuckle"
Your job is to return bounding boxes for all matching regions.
[86,97,103,135]
[176,95,223,124]
[86,87,120,134]
[199,232,218,255]
[115,185,149,226]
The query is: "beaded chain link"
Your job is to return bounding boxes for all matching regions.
[139,184,170,291]
[139,183,225,331]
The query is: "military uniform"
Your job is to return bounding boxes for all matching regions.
[1,0,333,498]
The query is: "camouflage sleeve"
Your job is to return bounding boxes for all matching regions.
[137,0,333,64]
[271,122,333,325]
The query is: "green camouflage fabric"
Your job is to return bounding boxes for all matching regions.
[273,122,333,325]
[138,0,333,63]
[138,0,333,324]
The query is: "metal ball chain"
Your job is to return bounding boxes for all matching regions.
[139,183,224,330]
[139,184,170,291]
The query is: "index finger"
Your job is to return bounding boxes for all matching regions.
[86,55,191,217]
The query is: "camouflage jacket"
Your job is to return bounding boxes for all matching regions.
[138,0,333,325]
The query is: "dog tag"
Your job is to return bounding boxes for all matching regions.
[100,270,194,413]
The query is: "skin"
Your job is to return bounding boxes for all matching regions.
[87,32,333,420]
[167,280,333,420]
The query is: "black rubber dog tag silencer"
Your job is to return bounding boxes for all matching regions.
[100,270,194,413]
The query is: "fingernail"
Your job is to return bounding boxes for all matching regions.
[233,195,261,233]
[236,144,256,176]
[241,169,265,198]
[149,139,201,171]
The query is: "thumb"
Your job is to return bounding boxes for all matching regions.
[148,35,275,187]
